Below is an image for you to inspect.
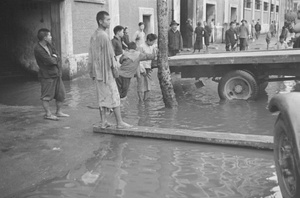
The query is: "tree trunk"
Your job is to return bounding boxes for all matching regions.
[157,0,178,108]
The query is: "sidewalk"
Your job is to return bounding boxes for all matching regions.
[182,33,280,54]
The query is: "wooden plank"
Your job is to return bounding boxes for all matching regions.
[169,49,300,67]
[93,126,273,150]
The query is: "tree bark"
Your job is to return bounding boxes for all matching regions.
[157,0,178,108]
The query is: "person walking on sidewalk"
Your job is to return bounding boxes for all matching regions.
[204,21,211,53]
[225,22,238,51]
[34,28,69,121]
[168,20,183,56]
[266,31,272,50]
[193,22,205,53]
[88,11,131,129]
[255,20,261,40]
[239,19,250,51]
[185,19,194,51]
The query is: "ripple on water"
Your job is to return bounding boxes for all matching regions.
[21,138,278,198]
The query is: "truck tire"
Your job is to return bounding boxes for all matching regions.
[274,115,300,198]
[218,70,259,100]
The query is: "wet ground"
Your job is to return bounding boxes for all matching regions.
[1,71,297,198]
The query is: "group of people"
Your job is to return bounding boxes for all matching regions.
[89,12,159,128]
[225,18,290,51]
[225,19,251,51]
[184,19,213,53]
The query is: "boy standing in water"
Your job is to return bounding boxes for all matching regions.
[138,33,158,101]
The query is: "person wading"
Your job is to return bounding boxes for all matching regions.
[34,28,69,121]
[88,11,131,129]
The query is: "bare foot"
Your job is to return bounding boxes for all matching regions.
[117,122,132,129]
[56,112,70,117]
[100,121,113,129]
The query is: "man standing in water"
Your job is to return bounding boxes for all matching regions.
[88,11,131,129]
[34,28,69,121]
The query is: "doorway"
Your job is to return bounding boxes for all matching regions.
[206,3,215,23]
[180,0,194,48]
[143,15,151,35]
[231,7,237,22]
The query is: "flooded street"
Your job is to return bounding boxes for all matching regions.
[0,72,292,135]
[20,138,276,198]
[0,71,296,198]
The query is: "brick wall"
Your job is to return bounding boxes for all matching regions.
[72,1,108,54]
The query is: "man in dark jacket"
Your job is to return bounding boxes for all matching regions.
[225,22,238,51]
[34,28,69,121]
[255,20,261,40]
[168,20,183,56]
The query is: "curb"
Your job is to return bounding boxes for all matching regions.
[93,126,273,150]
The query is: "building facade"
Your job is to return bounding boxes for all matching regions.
[170,0,244,44]
[243,0,292,33]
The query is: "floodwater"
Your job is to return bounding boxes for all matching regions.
[0,73,297,135]
[1,72,297,198]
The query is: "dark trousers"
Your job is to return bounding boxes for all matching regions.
[115,76,131,98]
[239,38,247,51]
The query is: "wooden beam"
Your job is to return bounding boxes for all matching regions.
[93,126,273,150]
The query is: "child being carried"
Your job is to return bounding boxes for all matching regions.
[116,42,156,99]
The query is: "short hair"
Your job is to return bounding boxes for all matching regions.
[279,35,285,39]
[138,22,144,26]
[113,25,124,35]
[146,33,157,42]
[197,22,202,27]
[128,42,137,50]
[96,11,109,26]
[37,28,50,41]
[124,26,128,32]
[230,22,235,26]
[236,23,240,26]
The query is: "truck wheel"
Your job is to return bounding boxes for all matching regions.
[274,115,300,198]
[218,70,259,100]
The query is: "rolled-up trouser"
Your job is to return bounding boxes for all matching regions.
[40,77,65,102]
[115,75,131,98]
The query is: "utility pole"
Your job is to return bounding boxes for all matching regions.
[157,0,178,108]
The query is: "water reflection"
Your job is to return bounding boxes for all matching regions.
[21,138,277,198]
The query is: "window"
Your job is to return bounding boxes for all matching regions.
[245,0,251,8]
[276,5,279,12]
[255,0,261,10]
[271,4,274,12]
[264,2,269,11]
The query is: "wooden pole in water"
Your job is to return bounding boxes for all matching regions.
[157,0,178,108]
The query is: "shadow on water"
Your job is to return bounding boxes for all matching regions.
[20,138,278,198]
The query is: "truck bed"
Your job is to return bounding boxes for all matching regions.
[168,49,300,67]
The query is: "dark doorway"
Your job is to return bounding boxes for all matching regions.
[180,0,188,48]
[143,15,151,35]
[231,7,237,22]
[206,4,215,23]
[0,0,61,79]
